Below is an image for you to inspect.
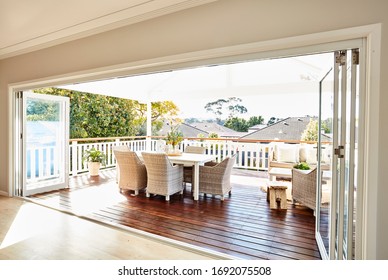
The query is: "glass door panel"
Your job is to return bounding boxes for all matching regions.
[22,91,69,196]
[317,66,334,259]
[316,49,360,260]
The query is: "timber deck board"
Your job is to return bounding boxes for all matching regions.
[29,168,321,260]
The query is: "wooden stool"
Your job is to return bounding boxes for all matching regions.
[266,181,288,210]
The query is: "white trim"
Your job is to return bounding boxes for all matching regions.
[0,190,10,197]
[359,24,381,260]
[8,23,381,259]
[20,92,70,196]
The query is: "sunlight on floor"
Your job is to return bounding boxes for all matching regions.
[0,202,60,249]
[57,184,128,216]
[0,197,220,260]
[230,174,268,187]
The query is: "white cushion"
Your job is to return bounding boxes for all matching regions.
[321,145,332,164]
[305,147,317,164]
[276,144,299,163]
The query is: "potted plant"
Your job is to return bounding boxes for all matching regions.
[166,125,183,155]
[83,147,106,176]
[293,162,311,170]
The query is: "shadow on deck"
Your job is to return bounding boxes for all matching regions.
[29,168,321,260]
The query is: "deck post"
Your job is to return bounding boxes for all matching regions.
[71,140,78,176]
[146,100,152,151]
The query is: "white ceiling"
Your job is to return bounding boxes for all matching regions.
[59,53,334,103]
[0,0,216,59]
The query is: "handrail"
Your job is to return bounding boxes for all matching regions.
[70,136,146,142]
[70,136,332,145]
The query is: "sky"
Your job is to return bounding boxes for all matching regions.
[167,53,334,122]
[174,91,323,122]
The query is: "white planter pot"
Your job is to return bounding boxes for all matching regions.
[88,162,101,176]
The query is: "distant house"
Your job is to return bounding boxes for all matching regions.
[241,116,331,142]
[247,124,267,134]
[190,122,247,138]
[158,121,209,138]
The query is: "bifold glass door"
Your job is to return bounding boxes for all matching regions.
[316,49,361,259]
[18,91,70,196]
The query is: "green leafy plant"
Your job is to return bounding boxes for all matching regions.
[293,162,311,170]
[166,126,183,148]
[83,148,106,164]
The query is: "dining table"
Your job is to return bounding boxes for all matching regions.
[137,151,216,200]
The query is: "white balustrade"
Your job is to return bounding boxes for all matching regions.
[26,145,60,183]
[28,137,276,180]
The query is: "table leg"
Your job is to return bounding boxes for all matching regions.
[193,162,199,200]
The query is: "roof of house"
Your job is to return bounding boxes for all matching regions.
[157,121,209,138]
[190,122,246,138]
[240,116,331,142]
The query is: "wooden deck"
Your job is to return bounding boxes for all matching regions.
[29,168,321,260]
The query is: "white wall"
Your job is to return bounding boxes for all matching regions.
[0,0,387,259]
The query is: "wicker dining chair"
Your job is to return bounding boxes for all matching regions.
[141,152,184,201]
[183,145,206,185]
[113,150,147,195]
[112,145,131,183]
[198,154,236,200]
[291,167,320,212]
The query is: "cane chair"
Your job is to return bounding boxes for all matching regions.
[113,150,147,195]
[183,145,206,185]
[141,152,184,201]
[291,167,320,212]
[198,154,236,200]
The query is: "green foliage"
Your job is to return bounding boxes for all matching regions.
[33,88,179,139]
[185,118,200,124]
[301,119,318,141]
[83,148,106,163]
[129,100,180,136]
[247,116,265,127]
[224,117,249,132]
[166,125,183,147]
[322,118,332,134]
[208,132,219,138]
[197,133,206,141]
[204,97,247,121]
[293,162,311,170]
[267,117,281,126]
[26,99,60,121]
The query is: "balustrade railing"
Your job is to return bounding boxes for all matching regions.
[27,136,322,180]
[67,136,274,176]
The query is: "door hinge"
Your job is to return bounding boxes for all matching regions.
[334,145,345,158]
[352,49,359,65]
[335,51,346,66]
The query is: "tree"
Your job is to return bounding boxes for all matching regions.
[267,117,281,126]
[33,87,180,139]
[301,119,318,141]
[26,99,60,121]
[204,97,247,122]
[247,116,265,127]
[133,101,180,135]
[184,117,200,124]
[322,118,332,134]
[224,117,249,132]
[208,132,219,138]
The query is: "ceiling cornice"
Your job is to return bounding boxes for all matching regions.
[0,0,217,60]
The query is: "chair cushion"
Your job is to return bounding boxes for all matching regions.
[276,144,299,163]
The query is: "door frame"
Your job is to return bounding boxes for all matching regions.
[8,24,381,259]
[17,91,70,196]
